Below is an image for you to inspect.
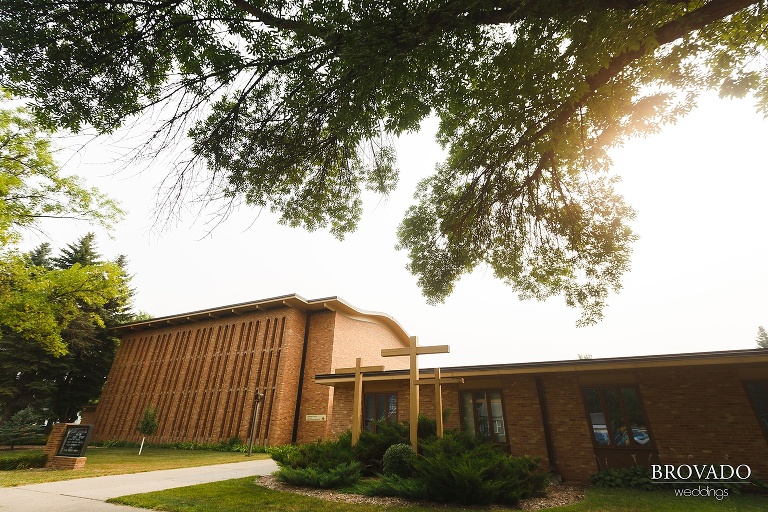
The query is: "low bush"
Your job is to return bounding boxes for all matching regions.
[95,437,257,453]
[275,461,362,488]
[0,450,47,470]
[592,466,655,490]
[272,435,354,471]
[271,422,548,506]
[356,473,428,499]
[353,422,409,474]
[382,443,415,478]
[413,433,548,505]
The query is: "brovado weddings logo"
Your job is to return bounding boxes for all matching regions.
[651,464,752,501]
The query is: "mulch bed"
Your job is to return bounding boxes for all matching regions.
[255,475,585,510]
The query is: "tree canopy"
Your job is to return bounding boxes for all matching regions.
[0,94,123,246]
[0,235,138,423]
[1,0,765,323]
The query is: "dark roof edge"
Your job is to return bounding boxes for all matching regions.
[316,347,768,381]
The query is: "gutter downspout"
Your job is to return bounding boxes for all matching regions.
[291,311,313,443]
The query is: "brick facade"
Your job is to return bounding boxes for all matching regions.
[321,353,768,482]
[93,296,409,447]
[96,297,768,485]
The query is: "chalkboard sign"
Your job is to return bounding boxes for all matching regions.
[57,425,93,457]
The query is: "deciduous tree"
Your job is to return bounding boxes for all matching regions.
[0,236,138,423]
[2,1,765,322]
[0,94,123,246]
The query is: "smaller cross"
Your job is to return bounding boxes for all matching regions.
[415,368,463,438]
[335,357,384,445]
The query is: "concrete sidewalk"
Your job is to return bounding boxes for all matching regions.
[0,458,279,512]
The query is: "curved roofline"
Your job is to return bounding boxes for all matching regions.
[111,293,411,346]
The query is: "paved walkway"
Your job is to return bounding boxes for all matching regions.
[0,458,279,512]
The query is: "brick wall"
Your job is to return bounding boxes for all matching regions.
[638,365,768,480]
[322,364,768,483]
[93,308,305,445]
[502,376,550,469]
[295,311,409,443]
[294,311,336,443]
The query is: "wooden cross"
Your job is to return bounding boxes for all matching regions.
[335,357,384,445]
[382,336,449,451]
[415,368,463,438]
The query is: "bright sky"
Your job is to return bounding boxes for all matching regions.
[25,92,768,368]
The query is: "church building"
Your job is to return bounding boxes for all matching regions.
[91,294,768,482]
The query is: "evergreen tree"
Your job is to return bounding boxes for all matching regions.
[47,235,133,423]
[25,242,53,269]
[0,235,139,423]
[758,326,768,349]
[52,232,101,268]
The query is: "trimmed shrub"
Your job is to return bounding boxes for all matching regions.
[413,433,548,505]
[357,474,428,499]
[0,450,47,470]
[382,443,415,478]
[591,466,653,489]
[272,435,354,471]
[354,422,409,475]
[275,461,362,488]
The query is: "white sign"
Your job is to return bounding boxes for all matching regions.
[305,414,327,422]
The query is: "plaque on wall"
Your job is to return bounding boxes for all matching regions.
[57,425,94,457]
[305,414,327,421]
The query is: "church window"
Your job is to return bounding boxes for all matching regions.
[583,387,652,448]
[364,393,397,432]
[460,391,506,443]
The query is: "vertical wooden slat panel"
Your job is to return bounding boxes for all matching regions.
[108,336,145,439]
[206,323,236,441]
[96,336,138,439]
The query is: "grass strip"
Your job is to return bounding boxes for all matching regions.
[0,447,267,487]
[109,477,768,512]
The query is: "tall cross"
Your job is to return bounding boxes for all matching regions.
[382,336,449,451]
[334,357,384,445]
[415,368,463,438]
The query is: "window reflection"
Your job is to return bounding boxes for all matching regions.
[364,393,397,433]
[583,386,652,448]
[461,391,506,443]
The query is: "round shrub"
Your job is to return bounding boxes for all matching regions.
[383,443,415,478]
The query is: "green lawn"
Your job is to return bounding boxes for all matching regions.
[0,447,267,487]
[109,478,768,512]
